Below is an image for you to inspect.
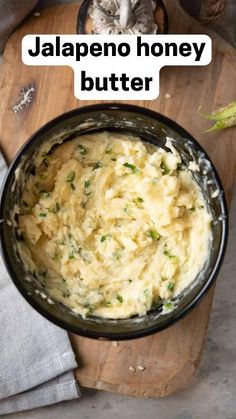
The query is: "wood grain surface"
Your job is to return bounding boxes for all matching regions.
[0,1,235,398]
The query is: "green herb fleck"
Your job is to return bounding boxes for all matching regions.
[113,250,122,260]
[66,171,75,183]
[148,230,160,240]
[101,235,107,242]
[69,252,75,260]
[133,197,144,207]
[65,171,76,189]
[84,303,94,314]
[123,205,129,213]
[105,301,112,307]
[167,282,174,292]
[151,298,163,310]
[164,301,174,310]
[144,289,150,297]
[105,148,112,154]
[160,161,170,175]
[176,162,182,171]
[78,144,87,155]
[84,180,91,188]
[163,249,177,260]
[189,207,196,212]
[123,162,138,174]
[116,294,123,303]
[111,158,117,161]
[52,248,60,261]
[50,202,60,214]
[128,279,132,283]
[39,212,47,218]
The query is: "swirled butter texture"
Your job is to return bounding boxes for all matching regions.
[17,132,211,318]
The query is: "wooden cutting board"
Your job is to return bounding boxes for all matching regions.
[0,1,235,398]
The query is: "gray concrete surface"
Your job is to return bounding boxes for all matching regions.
[2,1,236,418]
[3,185,236,418]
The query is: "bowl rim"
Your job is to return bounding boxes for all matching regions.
[0,103,228,340]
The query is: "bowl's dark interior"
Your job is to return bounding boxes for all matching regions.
[0,104,228,339]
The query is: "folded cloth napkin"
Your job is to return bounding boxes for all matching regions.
[0,154,80,415]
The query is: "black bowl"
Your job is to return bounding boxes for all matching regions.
[0,104,228,340]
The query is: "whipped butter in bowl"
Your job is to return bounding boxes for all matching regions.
[0,105,228,338]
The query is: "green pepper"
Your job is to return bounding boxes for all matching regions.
[148,230,160,240]
[116,294,123,303]
[84,180,90,188]
[123,162,138,174]
[160,161,170,175]
[50,202,60,214]
[133,197,144,208]
[78,144,87,155]
[167,282,174,292]
[39,212,47,217]
[66,171,76,190]
[199,100,236,132]
[164,301,174,310]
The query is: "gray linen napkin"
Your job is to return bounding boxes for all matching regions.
[0,154,80,415]
[0,1,75,54]
[0,0,38,53]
